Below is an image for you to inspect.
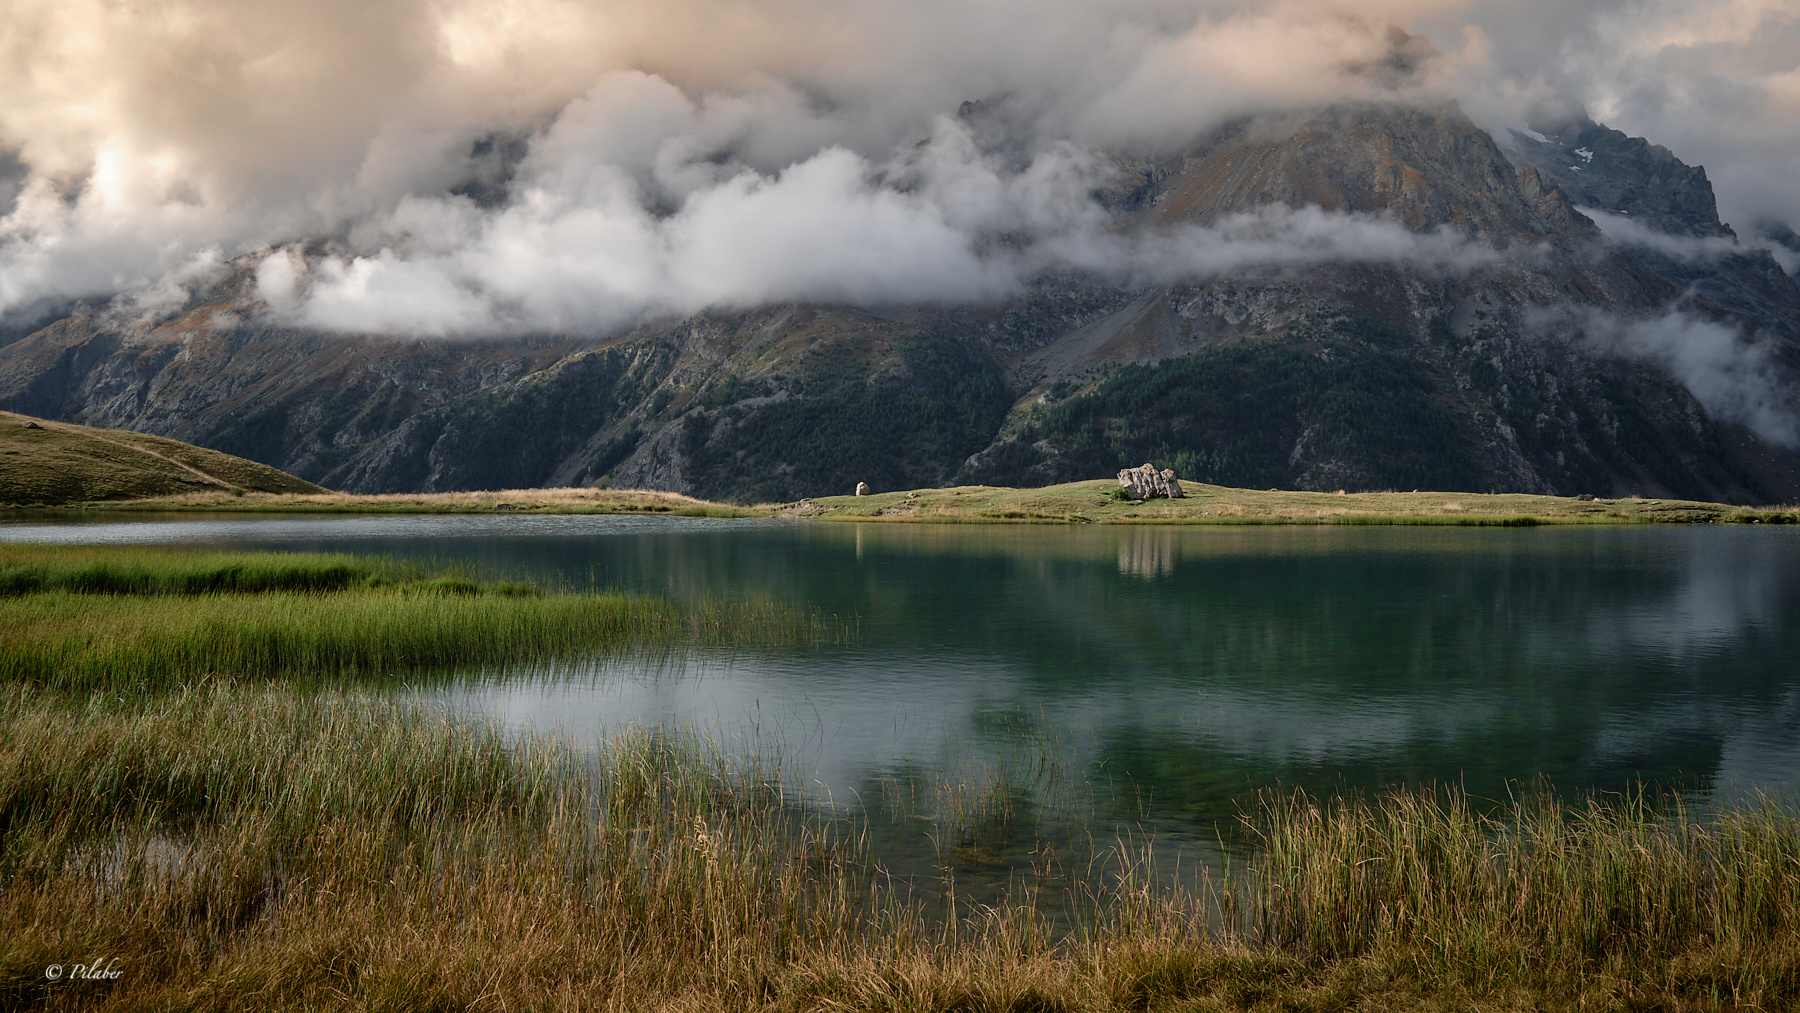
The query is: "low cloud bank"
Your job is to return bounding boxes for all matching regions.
[0,0,1796,335]
[1540,306,1800,449]
[1578,208,1743,261]
[255,112,1495,336]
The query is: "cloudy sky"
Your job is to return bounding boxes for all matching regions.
[1,0,1797,334]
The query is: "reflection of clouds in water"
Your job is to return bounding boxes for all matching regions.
[445,643,1800,808]
[1583,690,1800,802]
[439,651,1065,803]
[1708,689,1800,804]
[1577,529,1798,658]
[1186,689,1505,765]
[442,651,1517,797]
[442,650,1236,803]
[1492,528,1800,665]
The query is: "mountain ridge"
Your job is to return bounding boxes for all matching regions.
[1,101,1797,504]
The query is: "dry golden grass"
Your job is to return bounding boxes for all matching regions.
[798,480,1800,526]
[67,485,763,517]
[5,686,1798,1012]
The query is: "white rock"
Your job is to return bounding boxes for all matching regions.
[1117,463,1183,499]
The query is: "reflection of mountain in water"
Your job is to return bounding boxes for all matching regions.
[498,522,1800,816]
[291,520,1797,817]
[15,515,1798,832]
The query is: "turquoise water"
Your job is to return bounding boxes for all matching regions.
[9,514,1799,881]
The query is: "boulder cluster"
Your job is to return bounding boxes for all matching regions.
[1118,463,1183,499]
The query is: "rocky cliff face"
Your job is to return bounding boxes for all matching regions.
[1114,103,1593,244]
[1,103,1796,503]
[1508,115,1729,238]
[974,104,1800,502]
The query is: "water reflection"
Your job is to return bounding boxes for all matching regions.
[8,514,1799,840]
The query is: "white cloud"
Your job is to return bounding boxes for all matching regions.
[1578,207,1742,260]
[1549,306,1800,448]
[252,110,1500,337]
[0,0,1795,333]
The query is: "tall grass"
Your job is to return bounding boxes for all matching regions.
[4,685,1799,1010]
[0,546,842,693]
[0,546,398,596]
[0,589,839,692]
[0,686,884,1009]
[1244,787,1800,1001]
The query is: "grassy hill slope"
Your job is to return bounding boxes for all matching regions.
[1,411,323,505]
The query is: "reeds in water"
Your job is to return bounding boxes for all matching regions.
[0,546,842,692]
[0,686,887,1009]
[0,545,400,596]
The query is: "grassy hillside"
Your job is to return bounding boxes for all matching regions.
[0,411,322,505]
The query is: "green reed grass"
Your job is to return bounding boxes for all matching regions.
[0,546,840,693]
[0,545,417,596]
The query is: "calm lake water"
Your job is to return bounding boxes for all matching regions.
[8,513,1800,881]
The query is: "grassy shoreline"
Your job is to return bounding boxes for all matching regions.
[799,481,1800,526]
[8,480,1797,525]
[0,486,760,517]
[4,685,1798,1011]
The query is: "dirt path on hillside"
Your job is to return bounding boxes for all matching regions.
[79,429,247,493]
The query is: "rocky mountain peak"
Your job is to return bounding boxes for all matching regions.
[1111,102,1593,245]
[1507,114,1731,238]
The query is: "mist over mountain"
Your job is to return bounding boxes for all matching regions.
[1,1,1797,502]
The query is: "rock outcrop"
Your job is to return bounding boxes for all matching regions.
[1118,464,1183,499]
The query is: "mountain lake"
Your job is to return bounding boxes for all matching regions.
[8,513,1799,895]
